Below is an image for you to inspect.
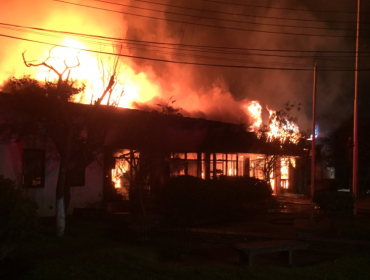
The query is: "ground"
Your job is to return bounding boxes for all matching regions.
[1,194,370,280]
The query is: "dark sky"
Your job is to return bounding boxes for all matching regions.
[121,0,370,133]
[0,0,369,134]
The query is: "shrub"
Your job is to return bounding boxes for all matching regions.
[158,176,272,226]
[313,190,354,217]
[0,175,38,260]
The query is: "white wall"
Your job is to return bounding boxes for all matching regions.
[68,159,104,214]
[0,143,104,217]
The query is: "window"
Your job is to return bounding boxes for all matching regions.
[23,149,45,188]
[170,153,186,177]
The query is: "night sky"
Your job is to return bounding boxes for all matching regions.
[0,0,369,134]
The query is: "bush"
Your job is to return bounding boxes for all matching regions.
[0,175,38,260]
[313,190,354,217]
[158,176,272,226]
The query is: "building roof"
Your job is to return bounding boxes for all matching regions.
[0,92,309,156]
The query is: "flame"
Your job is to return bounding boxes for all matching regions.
[265,107,301,144]
[112,159,128,189]
[269,169,275,191]
[245,101,262,132]
[280,158,289,189]
[30,37,159,109]
[281,158,289,179]
[0,1,304,132]
[245,101,301,144]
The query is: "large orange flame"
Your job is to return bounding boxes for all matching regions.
[265,106,301,144]
[0,0,302,134]
[245,100,262,132]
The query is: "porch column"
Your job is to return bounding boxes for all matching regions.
[204,152,211,180]
[197,152,202,178]
[244,158,250,178]
[276,160,281,196]
[213,153,217,179]
[103,147,115,204]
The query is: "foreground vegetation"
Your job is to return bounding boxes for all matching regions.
[1,216,370,280]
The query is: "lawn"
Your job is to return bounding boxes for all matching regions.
[1,216,370,280]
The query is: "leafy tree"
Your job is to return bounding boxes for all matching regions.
[256,102,306,191]
[1,47,119,237]
[156,96,183,117]
[116,98,183,221]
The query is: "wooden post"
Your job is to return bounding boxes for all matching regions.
[353,0,361,216]
[311,64,317,220]
[244,158,250,178]
[205,152,211,180]
[197,152,202,178]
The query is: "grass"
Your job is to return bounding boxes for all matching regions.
[1,216,370,280]
[335,216,370,241]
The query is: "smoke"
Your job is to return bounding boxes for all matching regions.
[120,0,357,131]
[0,0,362,132]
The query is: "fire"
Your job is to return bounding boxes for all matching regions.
[30,37,159,109]
[269,169,275,191]
[111,158,130,198]
[246,101,262,132]
[244,100,301,144]
[228,168,236,176]
[112,159,128,189]
[265,107,301,144]
[0,1,303,132]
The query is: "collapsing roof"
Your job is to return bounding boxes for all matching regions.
[0,92,309,156]
[98,105,308,156]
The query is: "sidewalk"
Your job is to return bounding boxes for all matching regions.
[276,193,370,211]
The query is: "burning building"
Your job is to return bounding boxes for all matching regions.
[0,92,309,216]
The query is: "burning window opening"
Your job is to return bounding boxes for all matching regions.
[169,152,247,179]
[111,158,130,199]
[111,149,140,199]
[113,149,298,197]
[280,158,289,189]
[249,155,297,194]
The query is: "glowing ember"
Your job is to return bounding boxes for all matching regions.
[290,158,296,168]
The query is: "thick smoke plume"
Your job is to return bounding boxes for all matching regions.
[0,0,360,132]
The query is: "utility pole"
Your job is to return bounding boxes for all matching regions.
[311,64,317,220]
[353,0,361,215]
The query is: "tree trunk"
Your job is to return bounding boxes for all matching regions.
[56,156,67,237]
[55,128,74,237]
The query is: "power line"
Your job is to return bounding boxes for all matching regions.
[0,25,310,67]
[121,0,366,24]
[2,22,369,58]
[90,0,367,31]
[203,0,365,15]
[1,33,367,72]
[54,0,364,38]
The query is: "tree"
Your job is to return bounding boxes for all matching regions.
[256,102,306,191]
[2,47,118,237]
[156,96,183,117]
[115,98,183,221]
